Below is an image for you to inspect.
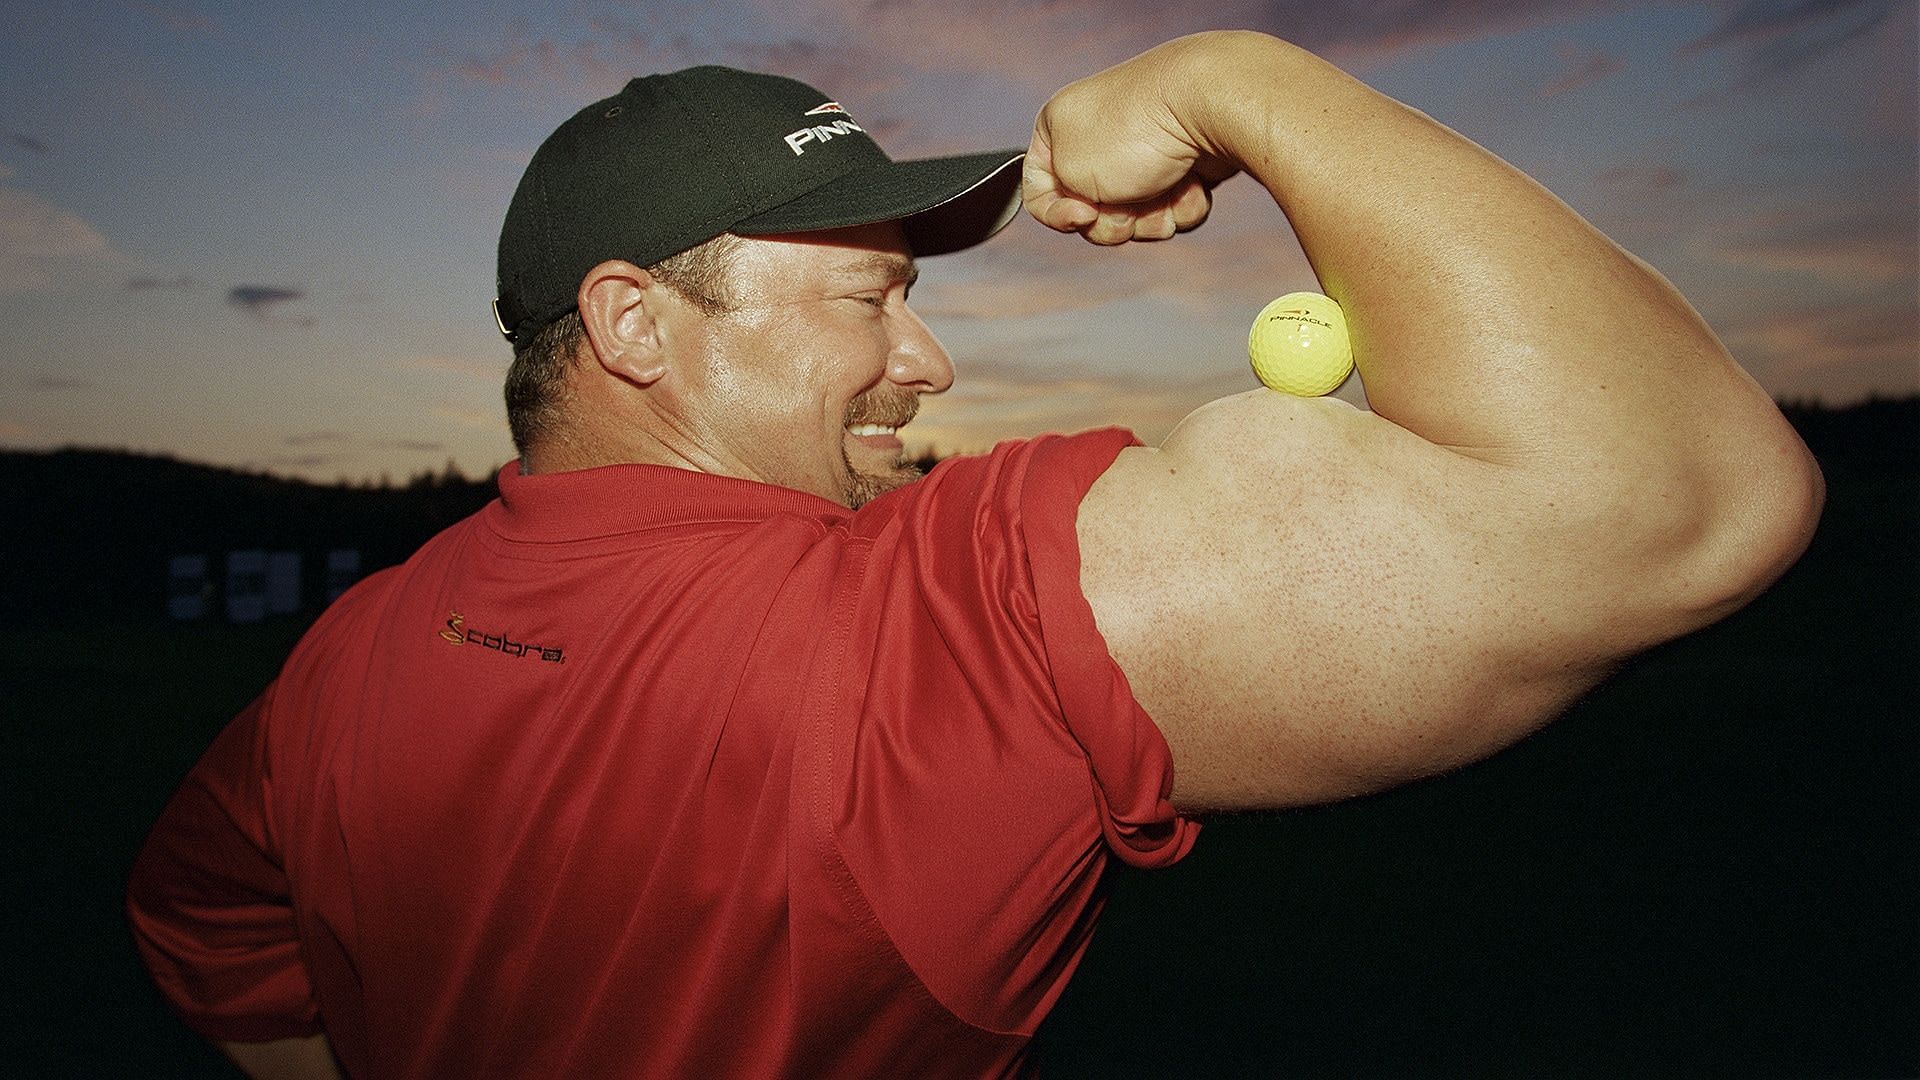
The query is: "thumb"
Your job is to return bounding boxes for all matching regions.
[1022,121,1098,232]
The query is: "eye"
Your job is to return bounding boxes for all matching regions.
[849,294,887,309]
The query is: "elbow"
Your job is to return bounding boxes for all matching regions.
[1739,436,1825,599]
[1664,422,1825,626]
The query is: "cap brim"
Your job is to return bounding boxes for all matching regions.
[733,149,1024,256]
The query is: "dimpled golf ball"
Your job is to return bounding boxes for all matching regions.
[1248,291,1354,396]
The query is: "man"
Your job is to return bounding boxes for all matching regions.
[128,31,1822,1079]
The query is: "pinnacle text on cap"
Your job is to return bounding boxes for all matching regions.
[785,118,864,155]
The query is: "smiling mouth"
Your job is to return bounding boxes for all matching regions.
[844,423,905,454]
[843,388,918,449]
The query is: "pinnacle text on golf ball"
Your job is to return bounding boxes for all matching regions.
[1248,291,1354,397]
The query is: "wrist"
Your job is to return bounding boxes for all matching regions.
[1164,31,1335,187]
[1160,32,1287,158]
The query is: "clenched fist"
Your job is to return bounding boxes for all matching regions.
[1022,33,1255,245]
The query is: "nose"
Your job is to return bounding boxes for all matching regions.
[888,304,955,394]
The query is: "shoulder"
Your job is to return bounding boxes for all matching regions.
[841,429,1143,643]
[850,428,1140,542]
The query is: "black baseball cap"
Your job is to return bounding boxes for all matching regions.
[493,65,1025,344]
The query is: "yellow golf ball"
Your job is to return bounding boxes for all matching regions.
[1248,291,1353,396]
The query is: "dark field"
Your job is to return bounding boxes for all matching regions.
[3,404,1913,1077]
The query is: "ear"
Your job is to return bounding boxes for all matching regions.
[577,259,674,387]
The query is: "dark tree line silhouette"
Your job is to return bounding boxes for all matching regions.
[1,398,1910,623]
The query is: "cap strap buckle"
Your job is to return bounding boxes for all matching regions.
[490,298,516,343]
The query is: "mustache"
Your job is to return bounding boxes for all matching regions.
[843,385,919,428]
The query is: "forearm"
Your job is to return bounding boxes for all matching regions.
[220,1035,345,1080]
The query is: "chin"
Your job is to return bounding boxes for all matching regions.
[844,459,926,510]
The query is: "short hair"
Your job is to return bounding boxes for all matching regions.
[504,233,743,459]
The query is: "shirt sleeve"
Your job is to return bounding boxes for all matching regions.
[125,684,323,1042]
[825,428,1200,1034]
[1018,429,1200,867]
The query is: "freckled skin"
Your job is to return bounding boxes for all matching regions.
[1043,33,1818,811]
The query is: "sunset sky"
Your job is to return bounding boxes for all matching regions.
[2,0,1914,483]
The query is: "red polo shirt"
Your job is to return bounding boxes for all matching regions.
[127,428,1199,1078]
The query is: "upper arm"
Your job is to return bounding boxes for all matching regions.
[1077,390,1676,811]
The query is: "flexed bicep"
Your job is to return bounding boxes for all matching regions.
[1075,393,1629,812]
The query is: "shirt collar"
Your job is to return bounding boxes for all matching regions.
[483,459,850,543]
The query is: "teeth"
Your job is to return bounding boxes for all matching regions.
[846,424,897,437]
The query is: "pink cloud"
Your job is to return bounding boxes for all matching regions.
[762,0,1635,88]
[414,18,937,153]
[1723,295,1920,403]
[451,36,627,98]
[1678,0,1896,58]
[1544,40,1627,96]
[1675,0,1904,108]
[0,188,111,293]
[123,0,220,36]
[411,21,698,115]
[414,2,1692,170]
[1710,206,1919,285]
[1263,0,1628,67]
[1595,161,1687,196]
[1861,3,1917,138]
[746,0,1189,90]
[722,37,908,101]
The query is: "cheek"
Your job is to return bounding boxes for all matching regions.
[700,321,815,415]
[704,308,885,434]
[705,355,844,468]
